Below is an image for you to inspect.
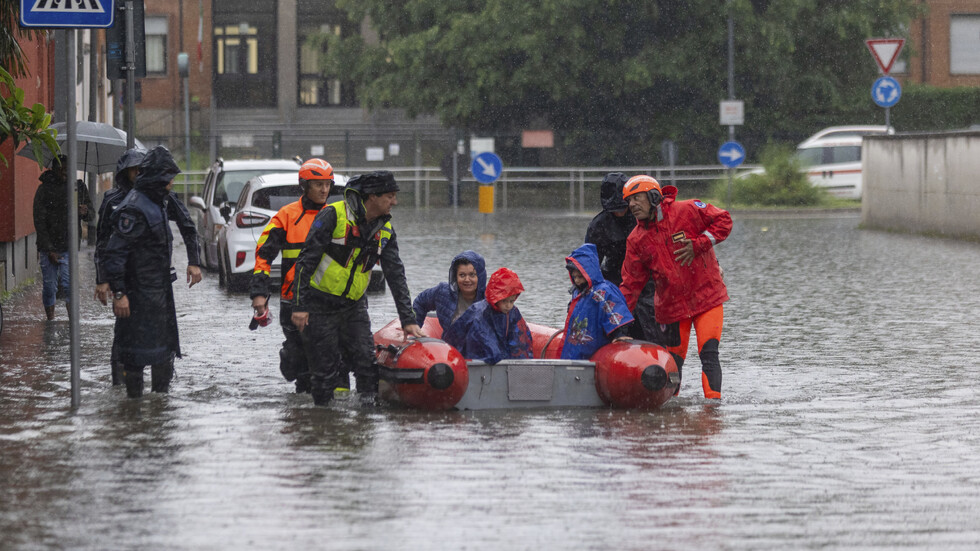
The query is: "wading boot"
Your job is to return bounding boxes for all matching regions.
[295,373,311,394]
[111,360,124,386]
[45,305,55,320]
[279,347,297,382]
[123,368,144,399]
[698,339,722,400]
[669,353,685,396]
[150,363,174,393]
[311,386,333,407]
[355,375,380,407]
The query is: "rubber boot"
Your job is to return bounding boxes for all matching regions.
[150,362,174,393]
[123,366,144,399]
[698,339,722,399]
[279,347,296,382]
[45,305,55,320]
[110,360,124,387]
[355,374,379,407]
[295,372,311,394]
[670,353,685,396]
[311,386,333,407]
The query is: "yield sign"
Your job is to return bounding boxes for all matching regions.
[865,38,905,74]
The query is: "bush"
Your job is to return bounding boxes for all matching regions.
[714,144,828,207]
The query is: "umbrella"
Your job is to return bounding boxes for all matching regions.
[17,121,145,174]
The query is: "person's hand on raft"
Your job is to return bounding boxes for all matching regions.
[402,323,426,340]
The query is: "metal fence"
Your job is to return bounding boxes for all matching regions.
[172,165,759,211]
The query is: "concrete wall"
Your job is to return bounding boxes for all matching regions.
[862,131,980,239]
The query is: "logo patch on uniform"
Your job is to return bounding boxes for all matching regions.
[117,213,136,234]
[379,236,389,249]
[671,231,686,243]
[694,200,706,208]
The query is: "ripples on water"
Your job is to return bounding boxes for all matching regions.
[1,209,979,550]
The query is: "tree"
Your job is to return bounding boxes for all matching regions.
[318,0,921,165]
[0,0,58,169]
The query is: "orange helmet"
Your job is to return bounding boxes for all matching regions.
[298,158,334,189]
[622,175,663,205]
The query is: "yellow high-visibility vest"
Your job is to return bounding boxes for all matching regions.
[308,200,391,301]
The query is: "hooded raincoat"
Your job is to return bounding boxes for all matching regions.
[100,146,183,366]
[560,243,634,360]
[443,267,533,365]
[620,186,731,324]
[584,173,635,285]
[412,250,487,330]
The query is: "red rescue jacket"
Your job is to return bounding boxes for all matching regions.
[619,186,731,324]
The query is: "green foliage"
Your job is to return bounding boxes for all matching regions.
[714,143,827,207]
[318,0,922,165]
[0,66,60,170]
[1,0,46,78]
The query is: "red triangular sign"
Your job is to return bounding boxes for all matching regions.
[865,38,905,74]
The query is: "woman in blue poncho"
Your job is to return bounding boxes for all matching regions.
[412,250,487,332]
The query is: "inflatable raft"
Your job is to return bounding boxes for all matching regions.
[373,316,680,411]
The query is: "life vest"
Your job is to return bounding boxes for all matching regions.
[307,200,392,301]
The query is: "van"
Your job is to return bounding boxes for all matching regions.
[794,125,893,199]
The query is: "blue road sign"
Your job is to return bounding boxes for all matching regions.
[872,76,901,108]
[471,152,503,184]
[717,141,745,168]
[20,0,114,28]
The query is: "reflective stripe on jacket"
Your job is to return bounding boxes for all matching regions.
[307,199,392,301]
[250,196,323,300]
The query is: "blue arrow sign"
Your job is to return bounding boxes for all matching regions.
[871,76,901,108]
[471,152,503,184]
[717,141,745,168]
[20,0,115,28]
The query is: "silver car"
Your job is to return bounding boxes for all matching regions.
[216,172,362,293]
[188,158,301,271]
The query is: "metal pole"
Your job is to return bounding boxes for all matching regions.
[726,3,735,208]
[885,106,890,128]
[87,29,98,246]
[125,0,136,149]
[66,29,81,409]
[414,132,421,209]
[184,75,191,203]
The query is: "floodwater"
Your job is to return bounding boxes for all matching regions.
[1,208,979,550]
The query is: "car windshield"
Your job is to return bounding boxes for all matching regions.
[250,185,303,210]
[214,169,296,207]
[794,145,862,166]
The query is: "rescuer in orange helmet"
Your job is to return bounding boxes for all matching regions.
[619,175,733,399]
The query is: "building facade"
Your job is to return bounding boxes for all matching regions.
[906,0,980,88]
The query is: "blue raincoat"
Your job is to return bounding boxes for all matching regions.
[412,250,487,330]
[443,267,533,365]
[560,243,634,360]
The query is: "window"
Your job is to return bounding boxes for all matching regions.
[950,15,980,74]
[215,24,259,75]
[298,23,344,106]
[145,16,168,75]
[252,185,303,210]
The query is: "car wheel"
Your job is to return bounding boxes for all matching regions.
[228,270,249,293]
[218,253,228,288]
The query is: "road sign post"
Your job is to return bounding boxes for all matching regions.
[20,0,117,410]
[718,141,745,209]
[866,38,905,128]
[471,152,503,214]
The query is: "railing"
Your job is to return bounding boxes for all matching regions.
[171,165,760,211]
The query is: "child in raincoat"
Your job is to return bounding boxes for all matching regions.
[443,267,533,364]
[560,243,634,360]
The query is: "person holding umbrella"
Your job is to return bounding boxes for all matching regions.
[99,146,203,398]
[32,155,94,320]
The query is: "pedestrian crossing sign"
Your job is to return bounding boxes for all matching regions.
[20,0,115,28]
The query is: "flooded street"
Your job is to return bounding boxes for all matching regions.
[2,208,980,550]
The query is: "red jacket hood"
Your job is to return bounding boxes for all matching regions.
[485,267,524,309]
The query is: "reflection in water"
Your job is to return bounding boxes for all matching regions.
[1,211,980,549]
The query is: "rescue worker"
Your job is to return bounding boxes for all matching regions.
[585,172,674,345]
[94,148,202,386]
[619,175,732,399]
[249,158,334,394]
[32,155,94,320]
[100,146,203,398]
[291,171,424,407]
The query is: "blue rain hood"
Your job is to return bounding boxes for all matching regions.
[560,243,634,360]
[565,243,605,290]
[449,250,487,296]
[135,146,180,204]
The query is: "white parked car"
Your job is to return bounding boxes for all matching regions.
[216,172,348,292]
[794,125,894,199]
[739,125,894,200]
[188,158,302,271]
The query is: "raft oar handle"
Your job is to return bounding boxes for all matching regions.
[540,330,564,359]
